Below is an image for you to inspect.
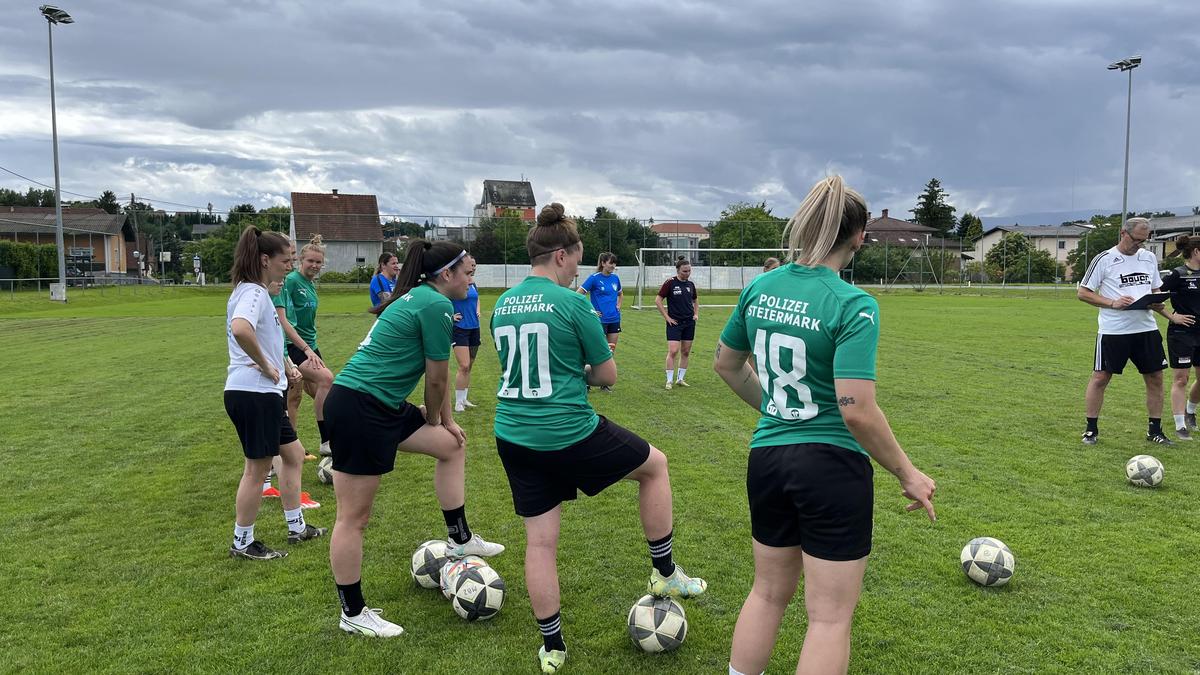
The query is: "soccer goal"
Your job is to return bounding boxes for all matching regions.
[630,247,788,309]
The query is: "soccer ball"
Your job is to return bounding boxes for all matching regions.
[450,564,506,621]
[316,457,334,485]
[410,540,450,589]
[960,537,1015,587]
[1126,455,1164,487]
[440,555,488,600]
[627,594,687,653]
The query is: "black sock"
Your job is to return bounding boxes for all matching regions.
[1086,417,1098,433]
[443,504,472,544]
[648,530,675,577]
[1149,418,1162,435]
[317,420,329,444]
[538,611,567,653]
[337,580,366,617]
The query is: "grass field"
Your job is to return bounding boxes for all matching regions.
[3,285,1198,674]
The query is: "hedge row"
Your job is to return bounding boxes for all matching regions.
[0,241,58,279]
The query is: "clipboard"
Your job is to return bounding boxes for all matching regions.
[1124,292,1170,310]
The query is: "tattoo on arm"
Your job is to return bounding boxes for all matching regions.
[838,396,856,407]
[741,370,754,384]
[715,344,722,359]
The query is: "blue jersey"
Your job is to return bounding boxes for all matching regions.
[580,272,622,323]
[369,274,395,307]
[452,283,480,329]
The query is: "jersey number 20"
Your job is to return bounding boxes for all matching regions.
[495,323,552,399]
[753,329,817,420]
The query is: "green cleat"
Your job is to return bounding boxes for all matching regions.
[648,563,707,599]
[538,646,567,673]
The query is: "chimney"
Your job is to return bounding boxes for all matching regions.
[881,208,889,219]
[331,189,339,197]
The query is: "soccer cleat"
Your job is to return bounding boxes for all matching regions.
[319,441,332,457]
[1081,430,1098,445]
[229,540,287,560]
[665,382,673,390]
[463,399,477,408]
[304,452,318,462]
[339,608,404,638]
[262,486,281,498]
[675,379,690,388]
[287,523,327,544]
[454,402,466,413]
[1146,432,1174,446]
[600,386,613,393]
[1187,412,1198,430]
[538,646,567,674]
[648,563,707,599]
[1176,427,1193,441]
[299,492,321,509]
[445,533,505,558]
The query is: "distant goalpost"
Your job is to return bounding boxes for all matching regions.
[631,247,790,309]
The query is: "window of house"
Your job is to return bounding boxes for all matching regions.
[1058,241,1066,249]
[356,257,366,264]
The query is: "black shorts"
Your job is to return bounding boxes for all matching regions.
[453,327,481,348]
[496,416,651,518]
[666,320,695,342]
[286,345,322,367]
[1094,330,1166,374]
[224,390,298,459]
[601,321,622,335]
[324,384,427,476]
[1167,330,1200,369]
[747,443,873,561]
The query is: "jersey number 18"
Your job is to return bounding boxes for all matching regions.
[753,329,817,420]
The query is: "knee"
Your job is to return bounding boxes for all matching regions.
[681,347,692,358]
[750,579,796,608]
[642,446,669,478]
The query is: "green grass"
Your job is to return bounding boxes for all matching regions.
[2,287,1199,673]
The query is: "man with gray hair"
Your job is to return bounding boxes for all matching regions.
[1076,217,1172,445]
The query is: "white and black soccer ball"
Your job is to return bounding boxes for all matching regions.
[450,564,505,621]
[960,537,1015,587]
[410,540,450,589]
[440,555,487,600]
[627,594,687,653]
[1126,454,1164,487]
[316,457,334,485]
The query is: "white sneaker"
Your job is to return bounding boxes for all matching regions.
[454,402,466,413]
[340,607,404,637]
[462,399,477,408]
[665,382,673,390]
[319,441,332,457]
[446,533,505,558]
[675,379,690,388]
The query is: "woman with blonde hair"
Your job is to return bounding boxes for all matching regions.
[1159,234,1200,439]
[714,176,936,675]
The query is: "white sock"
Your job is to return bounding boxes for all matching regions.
[456,389,467,405]
[665,370,674,384]
[1174,414,1187,429]
[677,368,687,381]
[284,507,306,534]
[729,665,761,675]
[1188,401,1197,414]
[262,476,272,490]
[462,388,469,402]
[233,523,254,550]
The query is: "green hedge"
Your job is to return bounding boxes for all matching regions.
[0,241,58,279]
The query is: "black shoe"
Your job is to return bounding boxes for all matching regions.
[1176,427,1193,441]
[1146,432,1174,446]
[1186,413,1198,430]
[1081,430,1098,445]
[230,540,287,560]
[287,524,327,544]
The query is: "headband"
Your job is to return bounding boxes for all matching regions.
[431,250,467,277]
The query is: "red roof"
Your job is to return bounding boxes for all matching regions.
[290,191,383,242]
[650,222,709,236]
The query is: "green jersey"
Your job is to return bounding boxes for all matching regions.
[491,276,614,450]
[273,271,319,349]
[335,284,454,408]
[719,263,879,455]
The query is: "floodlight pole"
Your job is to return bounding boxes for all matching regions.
[1109,56,1140,232]
[42,6,73,300]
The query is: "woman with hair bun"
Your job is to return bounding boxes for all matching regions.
[325,239,504,639]
[656,256,698,389]
[492,203,705,674]
[1158,234,1200,439]
[714,176,936,675]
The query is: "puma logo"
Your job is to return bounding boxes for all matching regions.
[858,311,876,325]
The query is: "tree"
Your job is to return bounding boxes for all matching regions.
[909,178,957,236]
[984,232,1059,283]
[96,190,120,214]
[383,219,424,239]
[956,212,983,244]
[575,207,655,268]
[709,202,786,265]
[1066,224,1120,280]
[468,215,530,264]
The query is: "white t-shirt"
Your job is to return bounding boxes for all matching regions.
[225,282,287,394]
[1079,246,1162,335]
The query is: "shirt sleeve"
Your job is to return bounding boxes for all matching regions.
[1160,268,1179,292]
[1152,261,1163,289]
[575,296,614,366]
[232,285,267,324]
[719,286,753,351]
[580,274,595,293]
[418,299,454,361]
[1079,253,1107,292]
[832,295,879,380]
[658,280,672,298]
[369,275,383,295]
[271,292,286,309]
[691,282,698,301]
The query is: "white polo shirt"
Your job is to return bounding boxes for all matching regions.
[1079,246,1162,335]
[225,282,287,394]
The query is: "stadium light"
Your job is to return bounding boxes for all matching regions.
[1108,55,1141,232]
[40,4,74,301]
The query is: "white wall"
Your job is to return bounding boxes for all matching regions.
[471,263,774,293]
[325,242,383,272]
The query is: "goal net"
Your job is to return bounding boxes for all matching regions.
[631,247,789,309]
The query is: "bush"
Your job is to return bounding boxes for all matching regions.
[318,271,349,283]
[0,241,58,279]
[346,265,374,283]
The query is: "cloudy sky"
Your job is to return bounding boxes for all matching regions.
[1,0,1197,224]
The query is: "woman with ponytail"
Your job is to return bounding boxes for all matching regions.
[656,256,698,389]
[492,203,705,674]
[369,251,399,307]
[714,176,936,675]
[324,239,504,639]
[224,226,326,562]
[1158,235,1200,438]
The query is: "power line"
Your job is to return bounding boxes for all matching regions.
[0,164,214,211]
